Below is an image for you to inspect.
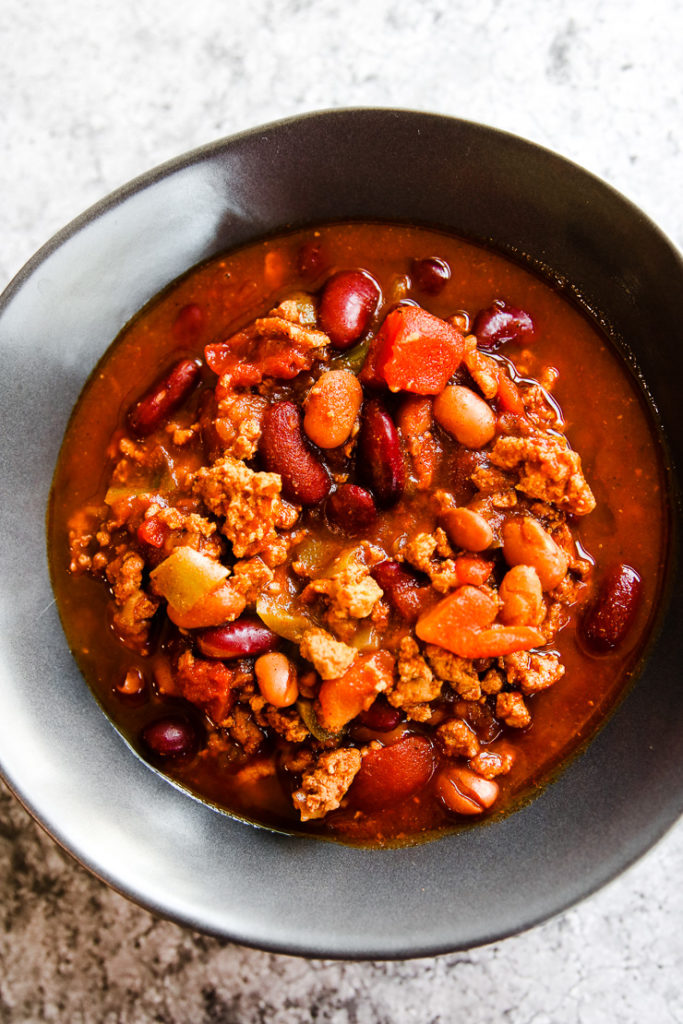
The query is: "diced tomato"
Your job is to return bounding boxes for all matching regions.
[496,371,525,415]
[349,735,435,811]
[137,515,170,549]
[373,307,464,394]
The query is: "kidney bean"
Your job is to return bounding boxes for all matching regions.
[502,517,568,591]
[197,616,279,659]
[358,696,401,732]
[297,240,328,279]
[371,561,433,622]
[580,563,642,653]
[350,734,435,811]
[259,401,331,505]
[303,370,363,448]
[172,303,204,342]
[441,507,493,552]
[141,716,199,759]
[434,385,497,449]
[255,652,299,707]
[358,400,405,506]
[436,766,499,815]
[473,300,535,350]
[326,484,377,534]
[411,256,451,294]
[319,269,381,350]
[127,358,201,437]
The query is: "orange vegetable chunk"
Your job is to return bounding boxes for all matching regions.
[316,650,395,733]
[416,585,544,658]
[350,735,435,811]
[374,307,464,394]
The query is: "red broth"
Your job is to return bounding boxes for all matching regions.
[48,223,669,845]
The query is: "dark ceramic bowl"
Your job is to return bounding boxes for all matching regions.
[0,109,681,958]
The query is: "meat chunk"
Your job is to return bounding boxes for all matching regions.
[291,747,362,821]
[469,749,514,779]
[496,691,531,729]
[436,718,480,758]
[401,530,459,594]
[302,543,384,637]
[231,556,274,604]
[208,296,330,391]
[425,645,482,701]
[212,392,268,460]
[105,550,160,651]
[299,628,357,680]
[387,636,441,721]
[192,454,296,558]
[249,695,310,743]
[489,434,595,515]
[502,650,565,694]
[226,703,264,755]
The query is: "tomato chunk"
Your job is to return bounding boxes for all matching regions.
[374,307,464,394]
[317,651,395,733]
[350,735,435,811]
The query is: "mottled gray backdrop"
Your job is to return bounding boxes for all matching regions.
[1,0,682,1021]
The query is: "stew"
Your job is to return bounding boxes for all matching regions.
[49,223,669,845]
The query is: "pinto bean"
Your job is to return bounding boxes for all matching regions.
[433,385,497,449]
[197,616,279,659]
[442,507,493,552]
[436,766,499,815]
[127,358,201,437]
[499,565,544,626]
[255,652,299,707]
[580,563,642,653]
[259,400,331,505]
[326,484,377,533]
[358,399,406,506]
[319,269,381,350]
[502,517,568,591]
[303,370,363,448]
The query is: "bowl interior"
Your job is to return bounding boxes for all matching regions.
[0,109,681,957]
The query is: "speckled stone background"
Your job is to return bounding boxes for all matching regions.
[2,0,683,1020]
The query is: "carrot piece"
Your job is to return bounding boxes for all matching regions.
[374,307,464,394]
[454,555,493,586]
[496,371,525,415]
[416,585,544,658]
[443,625,546,659]
[416,585,498,642]
[316,651,395,733]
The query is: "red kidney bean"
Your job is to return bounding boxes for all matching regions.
[580,563,642,653]
[197,616,279,659]
[350,735,435,811]
[411,256,451,295]
[127,358,201,437]
[371,561,433,622]
[358,400,405,506]
[473,300,535,349]
[326,484,377,533]
[172,303,204,342]
[259,401,331,505]
[358,697,401,732]
[297,240,328,279]
[319,270,381,350]
[141,716,198,759]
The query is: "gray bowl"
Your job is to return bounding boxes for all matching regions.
[1,109,681,959]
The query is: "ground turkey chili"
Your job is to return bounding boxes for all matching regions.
[49,223,669,845]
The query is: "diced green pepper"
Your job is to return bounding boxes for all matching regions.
[150,548,228,613]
